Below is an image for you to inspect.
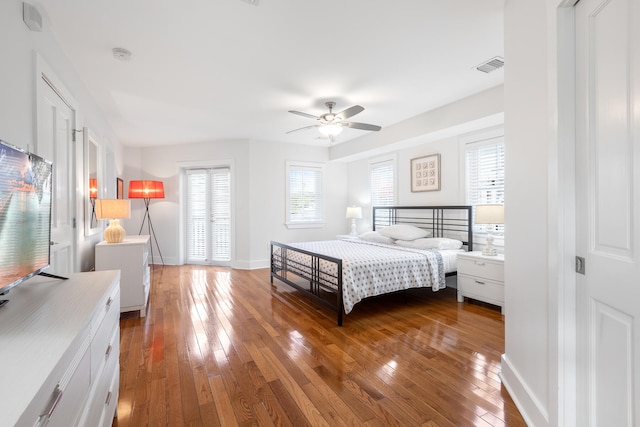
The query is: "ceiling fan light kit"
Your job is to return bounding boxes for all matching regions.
[287,101,382,141]
[318,124,343,137]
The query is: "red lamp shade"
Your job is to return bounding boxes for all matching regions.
[128,180,165,199]
[89,178,98,199]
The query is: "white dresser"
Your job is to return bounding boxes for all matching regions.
[96,235,151,317]
[456,251,505,314]
[0,271,120,427]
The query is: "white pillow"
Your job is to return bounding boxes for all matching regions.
[395,237,463,250]
[358,231,395,245]
[378,224,431,241]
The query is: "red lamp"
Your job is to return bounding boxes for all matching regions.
[128,180,165,265]
[89,178,98,199]
[89,178,98,227]
[128,180,165,199]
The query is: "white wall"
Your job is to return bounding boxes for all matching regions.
[347,135,464,233]
[0,0,123,272]
[501,1,571,426]
[123,139,348,268]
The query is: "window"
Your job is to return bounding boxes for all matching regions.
[370,157,396,225]
[286,161,324,228]
[370,158,395,207]
[465,134,505,233]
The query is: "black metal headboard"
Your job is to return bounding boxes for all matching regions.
[372,206,473,251]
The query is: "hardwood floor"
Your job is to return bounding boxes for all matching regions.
[114,265,526,427]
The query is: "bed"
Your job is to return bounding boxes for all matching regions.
[270,206,473,325]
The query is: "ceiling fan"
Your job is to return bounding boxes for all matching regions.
[286,101,382,141]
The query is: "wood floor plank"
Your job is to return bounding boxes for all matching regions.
[114,265,526,426]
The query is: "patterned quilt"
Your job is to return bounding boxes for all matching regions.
[287,240,445,314]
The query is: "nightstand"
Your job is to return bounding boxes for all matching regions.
[95,235,151,317]
[456,251,504,314]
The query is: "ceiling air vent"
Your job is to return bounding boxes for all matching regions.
[240,0,259,5]
[476,56,504,73]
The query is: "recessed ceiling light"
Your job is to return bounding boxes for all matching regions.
[112,47,132,62]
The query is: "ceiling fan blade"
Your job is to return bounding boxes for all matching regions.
[336,105,364,120]
[286,125,319,134]
[288,110,319,120]
[343,121,382,131]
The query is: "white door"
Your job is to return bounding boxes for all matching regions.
[36,76,76,276]
[576,0,640,425]
[186,168,231,265]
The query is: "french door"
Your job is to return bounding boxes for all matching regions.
[185,168,231,265]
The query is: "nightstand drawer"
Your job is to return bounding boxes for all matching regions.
[457,257,504,282]
[458,275,504,304]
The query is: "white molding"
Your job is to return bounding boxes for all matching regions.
[500,354,550,427]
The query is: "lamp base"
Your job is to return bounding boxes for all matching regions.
[482,231,498,256]
[349,218,358,237]
[104,219,126,243]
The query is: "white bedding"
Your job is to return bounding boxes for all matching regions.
[285,239,449,314]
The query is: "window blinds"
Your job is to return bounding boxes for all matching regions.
[288,164,323,223]
[465,138,505,233]
[370,159,395,207]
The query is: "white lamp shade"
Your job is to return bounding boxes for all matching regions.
[475,204,504,224]
[95,199,131,220]
[346,206,362,219]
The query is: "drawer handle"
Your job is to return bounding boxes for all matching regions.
[105,344,113,358]
[105,391,113,406]
[106,297,114,308]
[475,262,486,266]
[39,385,63,423]
[475,280,486,285]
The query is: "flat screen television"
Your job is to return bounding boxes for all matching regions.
[0,139,53,307]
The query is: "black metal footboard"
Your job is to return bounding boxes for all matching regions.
[270,241,344,326]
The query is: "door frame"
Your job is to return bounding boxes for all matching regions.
[34,54,81,274]
[553,1,579,426]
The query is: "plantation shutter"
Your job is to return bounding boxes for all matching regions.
[186,167,231,263]
[465,138,505,233]
[186,170,207,262]
[210,168,231,261]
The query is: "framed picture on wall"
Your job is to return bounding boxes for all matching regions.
[411,153,440,192]
[116,178,124,199]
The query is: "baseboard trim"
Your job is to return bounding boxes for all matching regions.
[233,259,269,270]
[500,353,549,427]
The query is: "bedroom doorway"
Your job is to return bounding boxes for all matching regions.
[185,167,231,266]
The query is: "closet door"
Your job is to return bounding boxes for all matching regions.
[186,168,231,265]
[576,0,640,424]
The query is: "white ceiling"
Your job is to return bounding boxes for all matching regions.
[36,0,504,148]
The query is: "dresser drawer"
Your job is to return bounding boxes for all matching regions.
[91,288,120,381]
[457,257,504,282]
[458,275,504,305]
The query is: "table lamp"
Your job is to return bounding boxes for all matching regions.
[346,206,362,237]
[95,199,130,243]
[474,204,504,256]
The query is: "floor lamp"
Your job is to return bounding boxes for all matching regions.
[89,178,98,228]
[128,180,165,266]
